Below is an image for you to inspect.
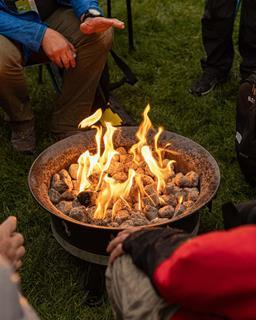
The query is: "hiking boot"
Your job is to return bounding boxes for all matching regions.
[10,119,36,154]
[189,71,228,97]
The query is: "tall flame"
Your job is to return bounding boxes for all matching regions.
[77,105,175,219]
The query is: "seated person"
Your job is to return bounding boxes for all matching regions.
[107,225,256,319]
[0,0,124,153]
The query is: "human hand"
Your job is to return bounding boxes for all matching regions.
[106,227,142,264]
[0,216,25,270]
[80,17,125,35]
[42,28,77,69]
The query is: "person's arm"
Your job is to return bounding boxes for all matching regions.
[0,216,25,270]
[151,226,256,319]
[108,225,256,318]
[60,0,124,34]
[0,10,47,52]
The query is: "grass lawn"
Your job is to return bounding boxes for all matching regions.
[0,0,255,319]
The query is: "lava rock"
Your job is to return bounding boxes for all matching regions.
[48,188,61,204]
[141,174,155,186]
[130,211,149,226]
[113,209,130,224]
[158,205,175,219]
[144,183,157,195]
[53,180,70,194]
[56,201,73,215]
[183,200,194,208]
[112,172,128,182]
[72,180,80,191]
[142,193,160,207]
[108,161,125,176]
[144,205,158,221]
[68,164,79,180]
[61,190,78,201]
[160,194,177,207]
[69,206,86,221]
[174,203,186,215]
[72,198,81,208]
[113,198,130,212]
[165,182,176,194]
[77,191,93,206]
[185,171,199,187]
[51,173,60,188]
[184,187,199,202]
[173,173,190,188]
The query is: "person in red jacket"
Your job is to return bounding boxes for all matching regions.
[106,225,256,319]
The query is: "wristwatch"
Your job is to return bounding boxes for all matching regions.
[81,8,102,22]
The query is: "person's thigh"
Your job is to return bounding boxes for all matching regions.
[45,7,112,50]
[106,255,178,320]
[0,35,23,74]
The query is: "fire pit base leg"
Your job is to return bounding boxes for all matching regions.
[83,263,106,307]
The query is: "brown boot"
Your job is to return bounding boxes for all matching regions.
[10,119,36,153]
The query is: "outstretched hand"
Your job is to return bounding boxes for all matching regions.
[107,227,142,264]
[80,17,125,35]
[0,216,25,270]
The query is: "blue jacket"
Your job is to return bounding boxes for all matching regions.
[0,0,101,59]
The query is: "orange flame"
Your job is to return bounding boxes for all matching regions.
[77,105,175,219]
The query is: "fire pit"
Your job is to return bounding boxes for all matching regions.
[29,107,220,265]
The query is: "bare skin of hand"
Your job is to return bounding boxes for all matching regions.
[41,28,77,69]
[107,227,142,264]
[0,216,25,270]
[80,17,125,35]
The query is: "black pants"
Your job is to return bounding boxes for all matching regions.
[201,0,256,78]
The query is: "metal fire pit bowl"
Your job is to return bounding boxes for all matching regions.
[28,127,220,265]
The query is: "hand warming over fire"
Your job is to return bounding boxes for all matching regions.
[107,227,142,264]
[80,17,125,35]
[0,216,25,270]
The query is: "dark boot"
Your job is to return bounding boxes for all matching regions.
[10,119,36,153]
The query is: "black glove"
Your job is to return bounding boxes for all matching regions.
[123,227,190,281]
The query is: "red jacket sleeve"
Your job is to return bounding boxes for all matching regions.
[153,225,256,319]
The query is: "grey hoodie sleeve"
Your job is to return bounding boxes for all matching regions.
[0,255,40,320]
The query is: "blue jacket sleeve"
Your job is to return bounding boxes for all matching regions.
[57,0,102,18]
[0,10,47,52]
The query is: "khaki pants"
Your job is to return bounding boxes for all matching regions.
[0,7,112,133]
[106,255,179,320]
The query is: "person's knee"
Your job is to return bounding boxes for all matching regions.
[0,36,23,79]
[101,28,113,52]
[90,28,113,53]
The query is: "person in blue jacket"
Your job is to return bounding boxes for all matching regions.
[0,0,124,153]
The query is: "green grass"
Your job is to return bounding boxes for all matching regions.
[0,1,254,319]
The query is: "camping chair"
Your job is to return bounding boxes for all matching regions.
[106,0,134,50]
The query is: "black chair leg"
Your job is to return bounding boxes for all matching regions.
[107,0,111,17]
[126,0,135,50]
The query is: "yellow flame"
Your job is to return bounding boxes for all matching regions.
[129,104,152,163]
[141,145,174,192]
[76,104,176,220]
[94,169,136,219]
[78,109,102,128]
